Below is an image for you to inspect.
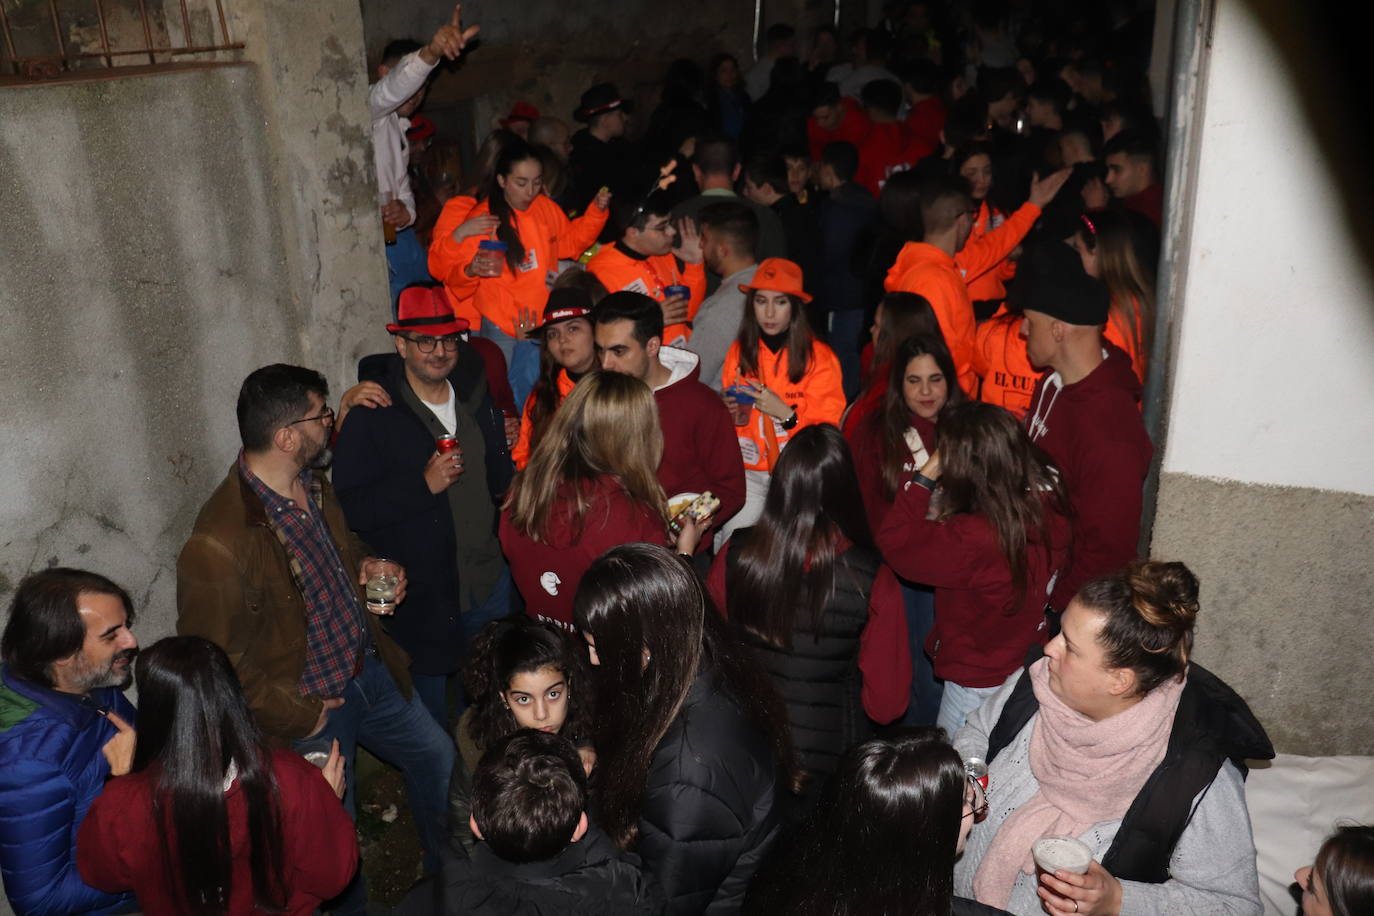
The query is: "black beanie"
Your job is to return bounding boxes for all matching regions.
[1016,239,1110,326]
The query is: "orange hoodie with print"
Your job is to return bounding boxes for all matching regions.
[887,243,977,395]
[884,200,1042,305]
[585,243,707,347]
[511,368,578,470]
[973,306,1038,419]
[447,195,607,337]
[428,194,480,327]
[719,338,845,473]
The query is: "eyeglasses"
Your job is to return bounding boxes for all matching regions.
[287,406,335,427]
[962,775,989,822]
[401,334,461,353]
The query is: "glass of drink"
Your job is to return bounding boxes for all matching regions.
[365,559,401,615]
[382,191,398,246]
[1032,835,1094,884]
[476,239,507,277]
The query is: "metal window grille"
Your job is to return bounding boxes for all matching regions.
[1,0,242,80]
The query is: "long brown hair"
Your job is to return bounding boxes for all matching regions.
[485,138,540,271]
[871,291,941,368]
[934,401,1070,611]
[1077,208,1155,373]
[504,372,667,542]
[871,334,965,500]
[527,274,608,455]
[728,425,874,648]
[735,291,817,385]
[573,545,800,850]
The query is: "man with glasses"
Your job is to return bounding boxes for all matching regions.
[587,193,706,348]
[332,286,513,730]
[177,363,455,912]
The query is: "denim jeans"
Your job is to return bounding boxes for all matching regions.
[937,681,1002,738]
[293,650,455,878]
[385,226,432,314]
[898,581,944,727]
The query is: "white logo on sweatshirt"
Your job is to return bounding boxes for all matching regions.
[540,571,561,596]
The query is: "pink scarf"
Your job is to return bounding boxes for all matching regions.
[972,658,1186,908]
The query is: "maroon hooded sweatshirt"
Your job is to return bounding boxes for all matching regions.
[500,477,667,630]
[654,346,746,528]
[877,484,1071,688]
[1025,342,1153,609]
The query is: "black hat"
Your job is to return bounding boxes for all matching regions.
[574,83,634,122]
[1016,240,1110,326]
[531,287,595,335]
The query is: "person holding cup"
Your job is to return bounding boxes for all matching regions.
[718,258,845,546]
[950,561,1274,915]
[450,138,611,368]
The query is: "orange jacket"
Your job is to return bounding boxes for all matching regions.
[884,200,1041,305]
[973,307,1038,419]
[448,196,607,337]
[720,339,845,473]
[428,194,481,328]
[1104,297,1148,384]
[585,243,706,346]
[511,368,578,470]
[887,243,977,396]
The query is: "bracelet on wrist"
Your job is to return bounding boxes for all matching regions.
[911,472,938,491]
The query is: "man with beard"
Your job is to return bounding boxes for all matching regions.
[177,364,454,910]
[333,287,513,728]
[0,568,139,916]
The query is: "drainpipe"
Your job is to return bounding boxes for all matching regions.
[1139,0,1217,550]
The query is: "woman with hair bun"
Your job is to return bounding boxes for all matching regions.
[1296,825,1374,916]
[951,560,1275,916]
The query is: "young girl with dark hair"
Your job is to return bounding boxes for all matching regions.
[707,424,910,812]
[573,543,799,913]
[76,637,356,915]
[877,400,1071,735]
[447,617,594,850]
[719,258,845,545]
[448,138,611,364]
[745,728,1010,916]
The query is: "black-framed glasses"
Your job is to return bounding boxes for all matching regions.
[401,334,461,353]
[963,775,989,822]
[287,406,335,427]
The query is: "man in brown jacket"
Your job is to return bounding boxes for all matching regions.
[177,364,455,908]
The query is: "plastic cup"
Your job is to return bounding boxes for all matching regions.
[664,284,691,300]
[475,239,507,277]
[1032,836,1094,877]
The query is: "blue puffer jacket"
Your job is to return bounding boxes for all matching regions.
[0,665,137,916]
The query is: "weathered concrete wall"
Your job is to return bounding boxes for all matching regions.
[1151,0,1374,756]
[0,65,299,640]
[0,0,388,673]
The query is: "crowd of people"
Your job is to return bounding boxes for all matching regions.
[0,2,1362,916]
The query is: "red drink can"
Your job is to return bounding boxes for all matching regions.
[964,756,989,790]
[436,435,459,454]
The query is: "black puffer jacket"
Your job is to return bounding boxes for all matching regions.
[395,824,663,916]
[637,666,779,915]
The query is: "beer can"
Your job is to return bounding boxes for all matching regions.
[964,756,989,789]
[436,435,459,454]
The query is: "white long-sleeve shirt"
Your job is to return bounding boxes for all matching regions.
[369,50,437,227]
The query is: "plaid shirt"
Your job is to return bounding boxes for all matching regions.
[238,453,366,698]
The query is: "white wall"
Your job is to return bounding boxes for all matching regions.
[1162,0,1374,497]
